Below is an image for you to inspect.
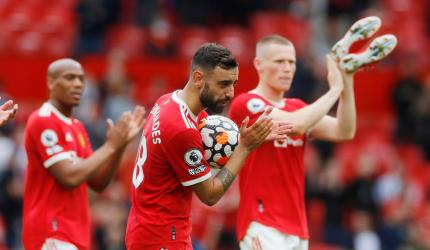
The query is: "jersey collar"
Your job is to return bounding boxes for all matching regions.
[172,90,198,122]
[44,102,73,125]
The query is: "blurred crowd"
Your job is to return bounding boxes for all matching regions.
[1,0,430,250]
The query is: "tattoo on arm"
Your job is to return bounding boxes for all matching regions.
[215,168,236,192]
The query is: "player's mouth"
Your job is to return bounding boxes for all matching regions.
[70,92,82,100]
[219,98,231,106]
[279,76,291,81]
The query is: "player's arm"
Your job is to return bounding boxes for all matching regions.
[310,68,356,142]
[269,55,344,136]
[87,106,146,192]
[191,108,273,206]
[0,98,18,126]
[49,108,144,190]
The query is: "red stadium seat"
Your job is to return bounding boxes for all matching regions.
[12,31,44,56]
[0,27,12,55]
[250,12,310,55]
[3,5,34,33]
[178,26,215,59]
[105,24,146,56]
[216,26,253,62]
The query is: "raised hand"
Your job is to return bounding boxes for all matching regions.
[105,111,133,149]
[326,54,344,92]
[266,120,293,141]
[0,98,18,127]
[126,106,146,141]
[239,106,274,152]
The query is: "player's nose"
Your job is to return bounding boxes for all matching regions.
[226,85,234,100]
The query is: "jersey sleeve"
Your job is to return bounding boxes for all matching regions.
[229,94,267,127]
[28,118,75,168]
[165,129,211,186]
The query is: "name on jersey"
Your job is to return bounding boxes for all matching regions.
[188,165,206,176]
[150,103,161,144]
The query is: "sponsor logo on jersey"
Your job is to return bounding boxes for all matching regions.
[184,149,203,167]
[246,98,266,114]
[188,165,206,175]
[65,132,73,142]
[41,129,59,147]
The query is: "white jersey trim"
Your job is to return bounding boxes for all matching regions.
[181,171,211,186]
[43,151,74,168]
[172,90,198,122]
[179,104,193,129]
[39,102,73,125]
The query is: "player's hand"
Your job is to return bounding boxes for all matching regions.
[265,121,293,141]
[238,106,273,152]
[126,106,146,142]
[326,54,344,92]
[0,98,18,127]
[105,111,133,149]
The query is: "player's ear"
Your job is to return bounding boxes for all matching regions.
[192,69,204,89]
[47,76,55,91]
[253,57,261,71]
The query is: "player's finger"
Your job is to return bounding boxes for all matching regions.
[261,105,273,117]
[1,100,14,110]
[277,122,293,134]
[240,116,250,132]
[250,116,271,136]
[326,54,335,68]
[118,111,132,125]
[134,106,146,127]
[252,236,262,250]
[10,104,18,118]
[259,120,273,138]
[133,106,145,119]
[106,118,114,131]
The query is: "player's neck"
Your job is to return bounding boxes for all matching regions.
[252,84,284,103]
[48,99,73,117]
[176,88,203,116]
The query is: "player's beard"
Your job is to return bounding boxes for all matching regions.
[200,83,228,114]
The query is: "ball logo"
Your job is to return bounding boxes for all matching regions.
[41,129,58,147]
[247,98,266,114]
[184,149,203,167]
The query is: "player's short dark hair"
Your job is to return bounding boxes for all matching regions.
[191,43,238,72]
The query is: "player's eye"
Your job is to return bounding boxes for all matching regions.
[64,75,75,80]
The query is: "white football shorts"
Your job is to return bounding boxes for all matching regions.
[240,221,309,250]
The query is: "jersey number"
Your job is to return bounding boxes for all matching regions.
[132,135,147,188]
[274,136,304,148]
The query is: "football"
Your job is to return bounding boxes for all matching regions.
[199,115,239,169]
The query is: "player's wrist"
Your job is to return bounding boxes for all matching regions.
[235,143,252,155]
[103,140,121,152]
[329,85,343,94]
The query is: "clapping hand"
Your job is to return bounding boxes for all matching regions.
[0,98,18,127]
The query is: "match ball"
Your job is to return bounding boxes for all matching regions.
[199,115,239,169]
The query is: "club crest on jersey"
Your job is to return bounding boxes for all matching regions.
[184,149,203,167]
[247,98,266,114]
[78,133,86,148]
[41,129,59,147]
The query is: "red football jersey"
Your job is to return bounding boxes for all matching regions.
[23,102,93,250]
[228,92,309,240]
[126,91,211,249]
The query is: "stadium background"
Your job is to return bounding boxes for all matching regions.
[0,0,430,249]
